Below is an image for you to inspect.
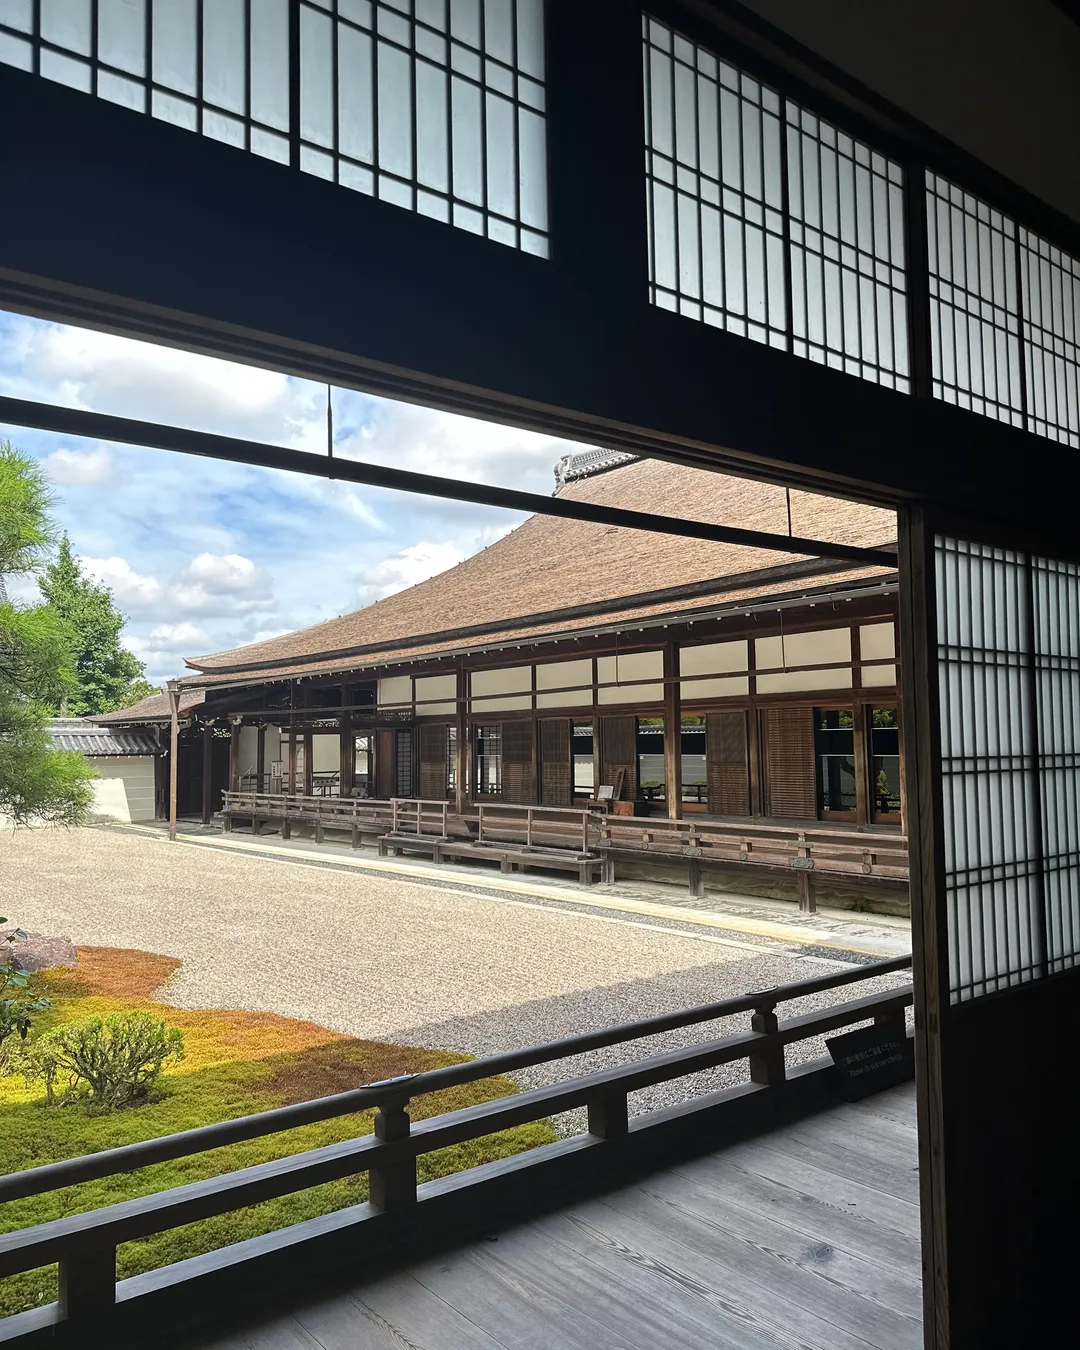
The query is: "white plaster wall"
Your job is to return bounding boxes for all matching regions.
[89,757,156,823]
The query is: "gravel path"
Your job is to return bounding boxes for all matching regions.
[0,825,910,1129]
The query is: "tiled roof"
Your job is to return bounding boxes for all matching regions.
[48,719,160,756]
[179,458,897,688]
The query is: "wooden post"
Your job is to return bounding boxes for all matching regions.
[287,730,297,794]
[228,721,240,794]
[796,865,816,914]
[455,661,468,816]
[58,1248,116,1324]
[303,729,314,797]
[588,1088,629,1139]
[368,1096,417,1211]
[167,682,180,842]
[748,1003,785,1086]
[338,683,353,798]
[256,724,266,792]
[201,722,213,825]
[663,641,682,820]
[852,629,871,825]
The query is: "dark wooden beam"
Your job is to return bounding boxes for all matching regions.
[0,394,898,571]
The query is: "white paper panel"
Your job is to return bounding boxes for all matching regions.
[756,627,851,670]
[756,668,853,694]
[471,665,532,697]
[378,675,413,708]
[679,639,748,676]
[860,622,896,660]
[680,675,750,700]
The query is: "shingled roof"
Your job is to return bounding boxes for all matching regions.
[94,689,205,724]
[177,456,897,689]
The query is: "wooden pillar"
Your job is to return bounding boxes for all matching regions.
[201,723,213,824]
[339,683,354,798]
[287,730,297,794]
[167,683,180,841]
[303,729,314,796]
[852,630,870,825]
[228,721,240,793]
[747,638,763,817]
[256,724,266,792]
[302,684,313,796]
[455,661,468,816]
[663,641,682,820]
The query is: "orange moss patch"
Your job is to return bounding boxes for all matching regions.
[36,949,349,1078]
[43,946,181,1000]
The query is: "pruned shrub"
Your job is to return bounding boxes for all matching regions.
[22,1011,185,1110]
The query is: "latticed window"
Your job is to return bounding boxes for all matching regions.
[0,0,549,254]
[643,14,909,391]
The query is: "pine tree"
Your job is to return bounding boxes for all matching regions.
[39,535,149,716]
[0,443,95,826]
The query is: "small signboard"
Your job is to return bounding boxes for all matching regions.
[826,1020,913,1101]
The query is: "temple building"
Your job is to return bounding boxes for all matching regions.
[99,451,904,900]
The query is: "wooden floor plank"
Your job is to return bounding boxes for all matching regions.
[407,1243,641,1350]
[575,1186,920,1350]
[630,1167,921,1316]
[841,1085,919,1130]
[461,1217,781,1350]
[294,1273,513,1350]
[190,1318,324,1350]
[669,1151,922,1271]
[753,1127,921,1205]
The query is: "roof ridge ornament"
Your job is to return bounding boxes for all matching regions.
[553,448,637,492]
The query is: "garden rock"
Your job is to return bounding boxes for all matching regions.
[1,930,77,973]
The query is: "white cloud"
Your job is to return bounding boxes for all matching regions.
[14,320,327,450]
[180,552,265,595]
[80,556,163,611]
[172,551,273,615]
[42,446,114,484]
[148,622,210,648]
[335,394,595,497]
[356,540,467,603]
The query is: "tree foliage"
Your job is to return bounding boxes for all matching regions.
[0,443,95,826]
[39,534,148,716]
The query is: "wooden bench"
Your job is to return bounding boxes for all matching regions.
[379,833,603,884]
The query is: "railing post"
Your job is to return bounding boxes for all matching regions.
[369,1095,417,1213]
[526,807,533,848]
[58,1248,116,1325]
[588,1087,629,1139]
[749,1000,786,1087]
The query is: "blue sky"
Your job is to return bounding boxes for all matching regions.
[0,309,593,684]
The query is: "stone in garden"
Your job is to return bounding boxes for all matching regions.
[1,929,77,972]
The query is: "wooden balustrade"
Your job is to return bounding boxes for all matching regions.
[0,956,912,1342]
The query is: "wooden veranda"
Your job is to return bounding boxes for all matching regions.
[220,792,909,912]
[0,959,915,1348]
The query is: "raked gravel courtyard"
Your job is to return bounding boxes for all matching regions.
[0,824,911,1124]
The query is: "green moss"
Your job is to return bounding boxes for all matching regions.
[0,956,557,1319]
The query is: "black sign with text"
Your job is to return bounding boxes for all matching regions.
[826,1021,913,1101]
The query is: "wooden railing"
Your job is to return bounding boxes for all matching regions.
[475,802,597,855]
[596,814,908,909]
[221,791,396,844]
[389,797,450,838]
[0,957,912,1340]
